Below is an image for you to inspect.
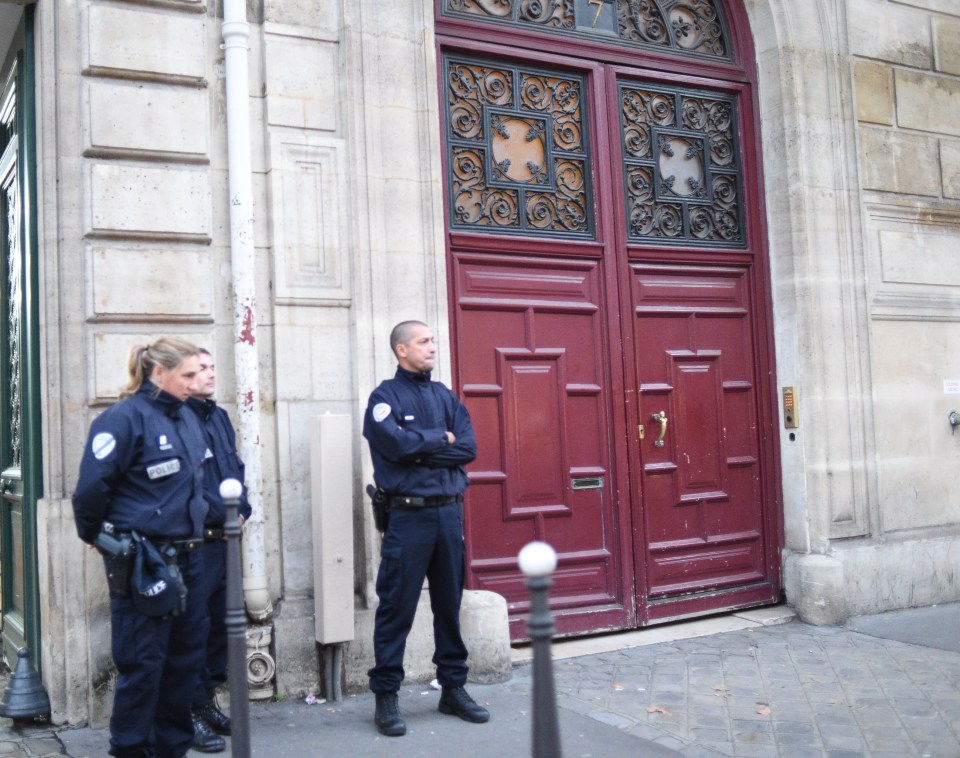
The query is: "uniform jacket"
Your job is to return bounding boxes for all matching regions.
[363,366,477,497]
[72,382,209,544]
[186,397,252,527]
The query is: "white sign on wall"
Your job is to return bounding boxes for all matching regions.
[945,380,960,395]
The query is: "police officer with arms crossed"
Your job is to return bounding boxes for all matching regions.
[363,320,490,736]
[72,338,210,758]
[185,348,252,753]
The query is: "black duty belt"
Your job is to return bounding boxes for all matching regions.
[203,528,224,541]
[155,538,201,554]
[388,494,463,509]
[113,532,201,554]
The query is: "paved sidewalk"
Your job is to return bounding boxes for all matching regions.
[548,611,960,756]
[3,602,960,756]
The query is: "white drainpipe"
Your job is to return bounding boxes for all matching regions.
[222,1,272,620]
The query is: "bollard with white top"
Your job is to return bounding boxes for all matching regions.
[220,477,251,758]
[518,541,562,758]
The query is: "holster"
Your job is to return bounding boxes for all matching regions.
[95,527,135,598]
[366,484,390,533]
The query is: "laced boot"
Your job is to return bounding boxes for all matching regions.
[191,709,226,753]
[197,700,232,735]
[374,691,407,736]
[438,686,490,723]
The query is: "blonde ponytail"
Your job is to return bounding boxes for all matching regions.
[119,337,200,399]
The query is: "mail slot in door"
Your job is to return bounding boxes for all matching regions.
[571,476,603,490]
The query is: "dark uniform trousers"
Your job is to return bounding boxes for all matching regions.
[184,396,250,709]
[369,501,468,694]
[196,537,228,702]
[109,549,208,758]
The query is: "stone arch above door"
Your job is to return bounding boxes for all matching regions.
[442,0,734,61]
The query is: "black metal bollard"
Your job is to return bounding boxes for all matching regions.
[220,478,251,758]
[518,541,562,758]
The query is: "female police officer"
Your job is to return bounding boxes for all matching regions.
[73,337,212,758]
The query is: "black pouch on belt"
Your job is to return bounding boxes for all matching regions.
[130,533,186,618]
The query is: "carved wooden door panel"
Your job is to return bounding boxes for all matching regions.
[438,0,781,637]
[612,73,781,621]
[454,252,630,637]
[443,54,632,636]
[627,263,776,618]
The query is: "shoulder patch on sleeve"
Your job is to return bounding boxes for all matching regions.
[92,432,116,460]
[372,402,392,423]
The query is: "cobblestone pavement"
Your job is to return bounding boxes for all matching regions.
[550,621,960,757]
[0,723,61,757]
[7,605,960,757]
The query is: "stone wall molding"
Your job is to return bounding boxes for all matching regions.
[268,132,351,306]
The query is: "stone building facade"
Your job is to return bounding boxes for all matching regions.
[0,0,958,725]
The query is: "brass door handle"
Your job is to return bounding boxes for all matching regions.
[651,411,668,447]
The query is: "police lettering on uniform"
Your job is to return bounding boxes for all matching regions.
[184,348,252,753]
[73,338,211,758]
[363,320,490,737]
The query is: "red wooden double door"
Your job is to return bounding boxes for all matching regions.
[438,2,781,638]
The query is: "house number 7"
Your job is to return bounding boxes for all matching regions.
[588,0,605,27]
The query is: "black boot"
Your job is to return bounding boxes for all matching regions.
[438,686,490,723]
[191,709,227,753]
[374,692,406,736]
[197,700,232,735]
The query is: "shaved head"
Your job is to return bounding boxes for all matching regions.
[390,320,429,356]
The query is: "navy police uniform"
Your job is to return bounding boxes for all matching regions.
[186,396,252,710]
[363,366,477,694]
[73,381,210,758]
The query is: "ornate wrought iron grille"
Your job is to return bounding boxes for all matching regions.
[3,166,21,469]
[618,82,743,246]
[443,0,731,62]
[444,56,593,237]
[1,82,21,469]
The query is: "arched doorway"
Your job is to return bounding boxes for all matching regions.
[437,0,782,638]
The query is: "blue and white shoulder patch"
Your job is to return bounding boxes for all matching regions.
[92,432,116,460]
[372,403,391,423]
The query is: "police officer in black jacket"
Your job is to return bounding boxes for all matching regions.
[73,337,210,758]
[185,348,252,752]
[363,320,489,737]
